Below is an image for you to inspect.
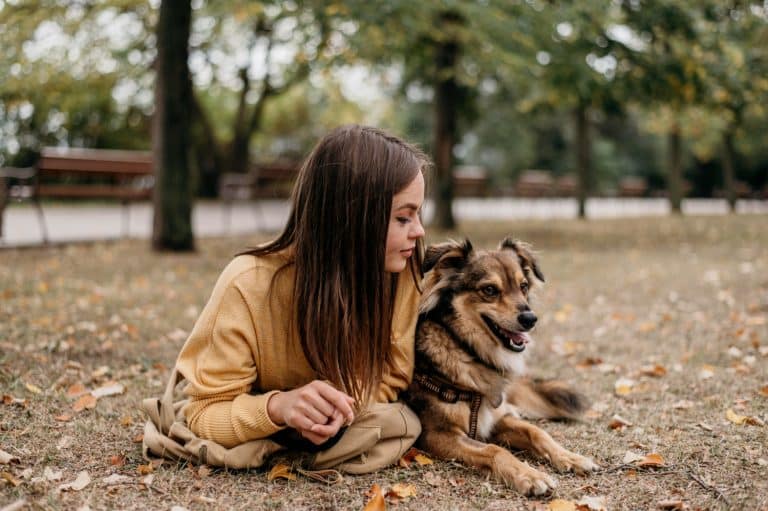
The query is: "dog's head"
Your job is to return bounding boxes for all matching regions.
[419,237,544,370]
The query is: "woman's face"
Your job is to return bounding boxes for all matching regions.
[385,172,426,273]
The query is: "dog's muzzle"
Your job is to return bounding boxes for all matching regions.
[481,315,531,352]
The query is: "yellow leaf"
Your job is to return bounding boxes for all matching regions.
[548,499,577,511]
[25,383,42,394]
[388,483,417,499]
[137,464,154,475]
[614,378,635,396]
[726,408,747,425]
[1,471,22,486]
[267,463,296,481]
[72,394,97,412]
[414,454,433,466]
[363,484,386,511]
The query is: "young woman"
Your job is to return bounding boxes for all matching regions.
[172,125,428,471]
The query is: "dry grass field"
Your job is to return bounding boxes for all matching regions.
[1,215,767,510]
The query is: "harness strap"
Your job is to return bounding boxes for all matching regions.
[413,372,483,440]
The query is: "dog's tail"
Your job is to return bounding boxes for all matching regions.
[509,378,587,420]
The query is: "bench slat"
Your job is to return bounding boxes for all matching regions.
[37,185,152,200]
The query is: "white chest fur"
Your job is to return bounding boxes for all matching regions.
[476,394,523,440]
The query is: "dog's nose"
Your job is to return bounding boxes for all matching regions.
[518,311,537,331]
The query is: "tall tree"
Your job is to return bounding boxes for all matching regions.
[152,0,194,251]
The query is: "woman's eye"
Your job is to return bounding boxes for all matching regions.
[396,217,410,225]
[482,285,499,297]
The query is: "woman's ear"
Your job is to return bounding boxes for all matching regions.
[499,237,545,283]
[423,239,473,274]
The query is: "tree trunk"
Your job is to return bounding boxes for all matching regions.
[667,121,683,215]
[152,0,194,251]
[722,129,737,213]
[574,103,591,219]
[0,177,7,238]
[431,13,461,230]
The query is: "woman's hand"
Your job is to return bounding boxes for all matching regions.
[266,380,355,445]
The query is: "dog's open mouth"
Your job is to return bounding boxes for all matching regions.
[481,315,530,352]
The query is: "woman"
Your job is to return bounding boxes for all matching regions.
[173,125,428,472]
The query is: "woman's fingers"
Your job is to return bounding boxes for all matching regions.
[308,409,345,437]
[312,382,355,424]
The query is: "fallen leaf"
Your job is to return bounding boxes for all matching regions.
[424,470,443,486]
[141,474,155,487]
[137,464,154,475]
[577,357,604,368]
[576,495,608,511]
[267,463,296,481]
[66,383,88,398]
[657,499,686,510]
[387,482,417,500]
[622,451,644,464]
[614,378,636,396]
[639,364,667,377]
[398,447,419,467]
[57,471,91,492]
[72,394,97,412]
[548,499,577,511]
[698,365,716,380]
[193,496,216,504]
[0,450,19,465]
[726,409,764,426]
[43,467,63,481]
[414,454,433,465]
[91,366,110,379]
[636,453,665,468]
[671,400,695,410]
[54,414,73,422]
[132,434,144,443]
[120,416,134,427]
[102,473,132,485]
[0,498,27,511]
[608,414,632,430]
[24,383,42,395]
[759,386,768,398]
[91,382,125,398]
[108,455,126,467]
[363,484,386,511]
[2,395,28,408]
[1,471,22,486]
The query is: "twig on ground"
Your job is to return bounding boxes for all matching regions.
[685,469,730,506]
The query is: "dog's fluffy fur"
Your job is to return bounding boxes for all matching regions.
[405,237,598,496]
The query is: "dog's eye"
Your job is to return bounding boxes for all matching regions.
[520,281,529,293]
[481,285,499,297]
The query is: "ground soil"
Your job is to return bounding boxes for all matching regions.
[1,215,766,510]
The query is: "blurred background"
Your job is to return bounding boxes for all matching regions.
[1,0,767,246]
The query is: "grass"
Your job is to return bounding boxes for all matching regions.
[1,214,767,510]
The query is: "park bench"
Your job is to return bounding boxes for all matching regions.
[0,147,153,243]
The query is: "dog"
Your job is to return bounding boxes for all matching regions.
[405,237,598,496]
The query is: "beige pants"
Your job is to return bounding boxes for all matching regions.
[142,369,421,474]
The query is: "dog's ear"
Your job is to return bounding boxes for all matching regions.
[499,237,545,283]
[423,239,473,274]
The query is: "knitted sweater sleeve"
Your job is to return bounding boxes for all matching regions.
[176,270,284,447]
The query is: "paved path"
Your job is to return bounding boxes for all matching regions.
[1,198,767,248]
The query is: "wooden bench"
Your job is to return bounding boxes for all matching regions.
[0,147,153,243]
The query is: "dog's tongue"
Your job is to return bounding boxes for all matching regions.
[509,331,530,347]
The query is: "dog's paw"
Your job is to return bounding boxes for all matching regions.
[550,450,600,474]
[502,465,557,496]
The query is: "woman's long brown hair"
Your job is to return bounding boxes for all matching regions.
[241,125,430,407]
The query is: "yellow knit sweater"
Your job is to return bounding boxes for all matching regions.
[175,251,420,448]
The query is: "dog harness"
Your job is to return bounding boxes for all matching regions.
[412,372,484,440]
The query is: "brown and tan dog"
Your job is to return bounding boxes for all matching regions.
[405,237,598,496]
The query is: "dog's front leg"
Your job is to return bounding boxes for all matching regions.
[420,429,556,496]
[492,416,599,474]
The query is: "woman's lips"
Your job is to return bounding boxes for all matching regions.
[400,248,414,257]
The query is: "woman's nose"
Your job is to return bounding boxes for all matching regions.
[410,217,425,239]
